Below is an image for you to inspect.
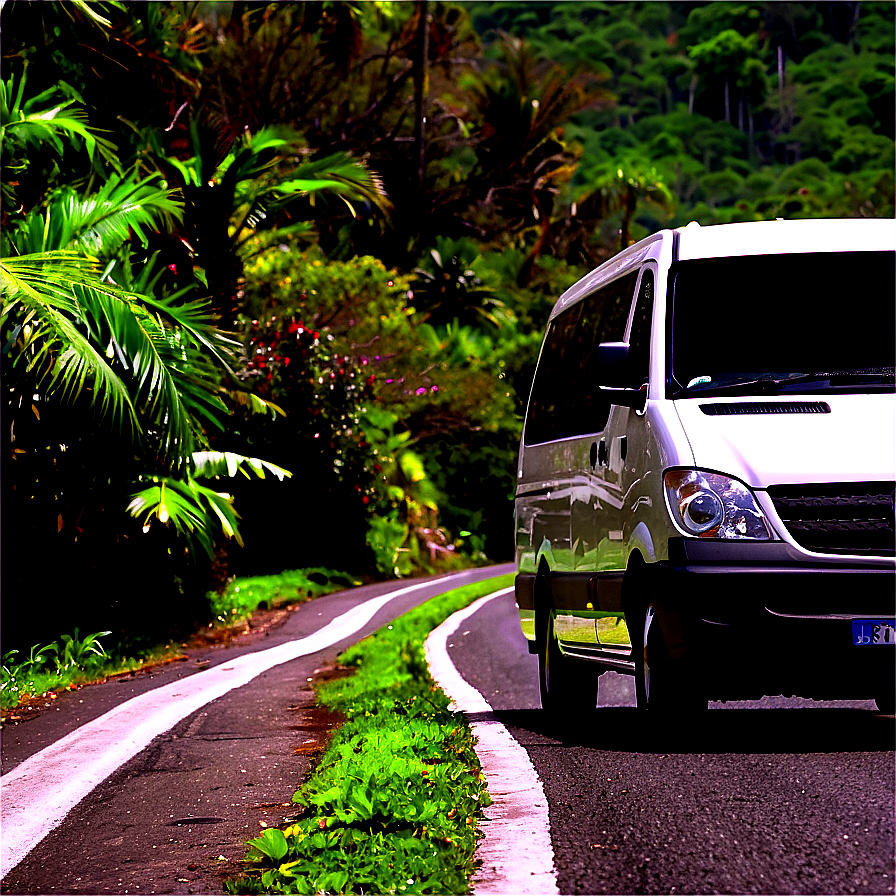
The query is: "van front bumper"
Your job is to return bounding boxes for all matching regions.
[657,539,895,701]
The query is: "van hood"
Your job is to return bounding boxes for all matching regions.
[673,393,896,488]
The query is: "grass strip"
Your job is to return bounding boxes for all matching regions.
[209,567,361,624]
[226,572,515,895]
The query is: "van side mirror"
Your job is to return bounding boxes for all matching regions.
[598,341,647,411]
[597,342,630,385]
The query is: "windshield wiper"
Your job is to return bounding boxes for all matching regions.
[680,368,895,397]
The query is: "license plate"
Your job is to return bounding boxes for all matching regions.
[852,620,896,645]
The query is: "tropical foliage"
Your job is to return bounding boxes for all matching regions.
[1,93,277,644]
[2,0,893,653]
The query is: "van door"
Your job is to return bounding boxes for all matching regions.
[568,272,639,639]
[594,266,655,649]
[518,300,588,581]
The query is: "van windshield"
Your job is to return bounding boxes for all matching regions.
[669,251,896,398]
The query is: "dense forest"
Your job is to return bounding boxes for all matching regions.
[2,0,893,650]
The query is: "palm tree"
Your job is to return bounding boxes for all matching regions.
[1,174,230,463]
[461,33,615,280]
[1,72,287,556]
[160,115,390,323]
[586,162,675,251]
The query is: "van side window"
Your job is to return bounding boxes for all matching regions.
[627,269,654,388]
[525,271,637,444]
[524,301,585,444]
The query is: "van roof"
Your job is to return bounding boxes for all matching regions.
[676,217,896,260]
[552,218,895,319]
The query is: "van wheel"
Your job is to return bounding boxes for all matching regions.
[538,608,599,715]
[634,603,706,712]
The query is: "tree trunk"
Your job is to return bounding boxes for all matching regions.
[724,78,730,123]
[620,185,637,250]
[413,0,429,201]
[777,45,784,98]
[748,103,755,159]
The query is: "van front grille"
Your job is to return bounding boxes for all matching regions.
[699,401,831,416]
[767,482,895,556]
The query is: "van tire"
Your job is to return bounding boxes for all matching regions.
[633,602,707,713]
[634,603,670,711]
[536,578,598,715]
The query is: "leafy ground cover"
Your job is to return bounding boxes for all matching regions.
[208,567,362,626]
[1,568,356,714]
[1,629,118,712]
[227,573,515,895]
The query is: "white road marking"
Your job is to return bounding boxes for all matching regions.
[426,588,560,896]
[1,573,477,878]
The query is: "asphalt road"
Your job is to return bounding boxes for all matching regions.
[446,590,896,896]
[0,566,512,896]
[3,570,893,896]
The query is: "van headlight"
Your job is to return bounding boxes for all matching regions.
[664,470,774,539]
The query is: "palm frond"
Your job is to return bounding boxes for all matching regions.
[47,315,138,427]
[127,480,214,556]
[219,126,304,186]
[164,155,203,189]
[1,252,139,431]
[1,251,87,314]
[226,389,286,418]
[68,0,125,29]
[1,71,120,171]
[75,283,222,460]
[190,450,291,481]
[8,174,183,256]
[2,252,232,462]
[139,289,238,373]
[127,475,244,557]
[228,151,390,243]
[276,152,390,212]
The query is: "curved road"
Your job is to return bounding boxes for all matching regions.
[0,567,512,895]
[2,569,893,895]
[446,589,896,895]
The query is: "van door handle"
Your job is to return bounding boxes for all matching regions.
[590,441,598,469]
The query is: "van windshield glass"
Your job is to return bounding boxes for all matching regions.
[669,251,896,397]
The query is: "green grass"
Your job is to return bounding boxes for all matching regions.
[209,567,361,626]
[1,630,149,711]
[226,573,514,895]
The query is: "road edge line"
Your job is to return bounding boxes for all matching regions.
[425,588,559,896]
[0,571,482,880]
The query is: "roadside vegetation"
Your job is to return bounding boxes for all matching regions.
[2,1,892,695]
[225,574,514,896]
[1,568,354,713]
[208,567,360,622]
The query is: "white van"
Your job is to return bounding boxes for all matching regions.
[514,218,895,713]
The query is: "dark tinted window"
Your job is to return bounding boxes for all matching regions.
[670,252,896,396]
[627,269,654,387]
[525,272,637,444]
